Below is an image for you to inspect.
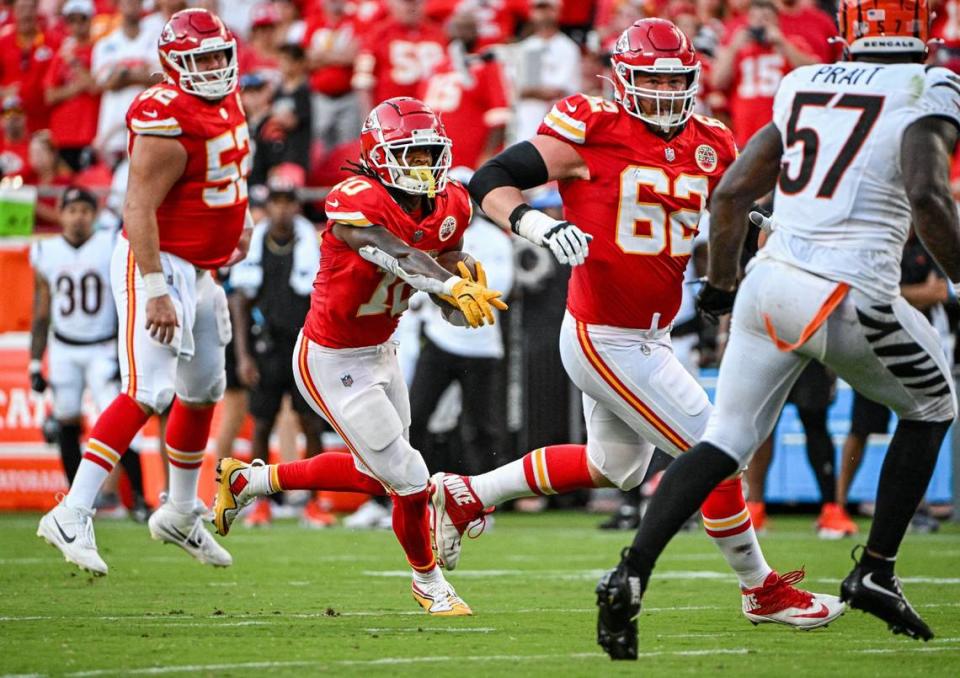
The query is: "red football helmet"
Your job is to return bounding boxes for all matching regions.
[838,0,931,58]
[158,8,238,100]
[609,18,700,131]
[360,98,452,197]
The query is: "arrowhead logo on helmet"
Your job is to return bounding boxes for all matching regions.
[158,8,239,100]
[359,97,453,198]
[608,18,700,133]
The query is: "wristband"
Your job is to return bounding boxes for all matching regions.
[143,272,168,299]
[29,359,41,374]
[442,276,460,296]
[508,204,534,235]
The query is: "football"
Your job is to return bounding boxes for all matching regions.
[432,251,479,326]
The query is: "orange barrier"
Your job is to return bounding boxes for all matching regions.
[0,241,34,333]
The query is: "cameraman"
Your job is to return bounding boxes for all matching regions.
[712,0,824,148]
[228,165,329,528]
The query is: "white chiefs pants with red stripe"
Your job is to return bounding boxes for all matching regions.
[111,237,231,413]
[559,311,712,490]
[292,332,427,495]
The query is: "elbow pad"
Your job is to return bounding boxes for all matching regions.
[468,141,550,207]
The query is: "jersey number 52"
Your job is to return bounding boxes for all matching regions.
[203,123,251,208]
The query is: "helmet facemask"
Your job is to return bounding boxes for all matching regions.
[614,59,700,132]
[370,131,452,198]
[162,40,239,100]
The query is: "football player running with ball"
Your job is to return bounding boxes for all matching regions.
[38,8,251,575]
[212,97,507,616]
[429,17,842,643]
[599,0,960,656]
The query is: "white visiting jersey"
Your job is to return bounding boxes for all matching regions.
[762,62,960,301]
[30,230,118,343]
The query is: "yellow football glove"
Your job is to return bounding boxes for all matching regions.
[440,261,508,328]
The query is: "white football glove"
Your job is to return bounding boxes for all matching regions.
[514,208,592,266]
[748,210,774,235]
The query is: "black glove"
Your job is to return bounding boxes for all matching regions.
[30,370,48,394]
[696,282,737,324]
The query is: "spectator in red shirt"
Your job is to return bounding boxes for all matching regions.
[0,95,30,180]
[352,0,447,115]
[304,0,362,152]
[425,0,528,47]
[711,0,820,148]
[419,9,512,169]
[0,0,60,133]
[240,3,283,84]
[28,130,74,232]
[43,0,100,172]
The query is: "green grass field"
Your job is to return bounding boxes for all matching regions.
[2,512,959,677]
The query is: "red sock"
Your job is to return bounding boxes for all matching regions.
[82,394,150,471]
[391,489,435,572]
[165,399,215,469]
[522,444,594,495]
[276,453,386,495]
[701,478,753,538]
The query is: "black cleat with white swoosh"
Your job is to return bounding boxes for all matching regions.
[840,547,933,641]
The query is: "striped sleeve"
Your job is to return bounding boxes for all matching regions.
[325,209,373,226]
[129,115,183,137]
[542,103,587,144]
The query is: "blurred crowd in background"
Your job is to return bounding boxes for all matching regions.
[5,0,960,530]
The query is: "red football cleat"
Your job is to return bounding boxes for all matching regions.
[428,472,492,570]
[301,499,336,529]
[742,569,846,629]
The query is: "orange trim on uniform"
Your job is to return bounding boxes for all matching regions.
[124,249,138,398]
[763,282,850,352]
[576,320,690,451]
[296,337,394,493]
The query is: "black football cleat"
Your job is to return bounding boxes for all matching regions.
[596,548,643,660]
[840,546,933,641]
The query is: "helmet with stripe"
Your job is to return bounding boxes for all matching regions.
[158,8,238,100]
[838,0,931,59]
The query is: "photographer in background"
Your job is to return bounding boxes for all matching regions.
[228,165,330,528]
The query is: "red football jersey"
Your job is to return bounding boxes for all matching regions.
[352,20,446,103]
[303,176,472,349]
[125,83,250,270]
[418,52,511,169]
[538,93,737,329]
[727,42,788,148]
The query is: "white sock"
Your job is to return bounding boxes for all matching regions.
[470,457,533,507]
[412,566,445,587]
[711,526,773,589]
[251,464,276,496]
[64,459,111,510]
[167,465,200,512]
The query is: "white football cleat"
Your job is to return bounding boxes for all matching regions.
[428,472,491,570]
[37,502,108,576]
[212,458,267,536]
[411,577,473,616]
[343,498,392,529]
[742,569,845,629]
[149,496,232,567]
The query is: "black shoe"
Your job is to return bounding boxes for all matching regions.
[840,546,933,641]
[130,496,152,524]
[596,548,642,660]
[599,504,640,531]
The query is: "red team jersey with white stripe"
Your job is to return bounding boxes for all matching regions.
[538,93,737,329]
[125,82,250,269]
[303,175,472,349]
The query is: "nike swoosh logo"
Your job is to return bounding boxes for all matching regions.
[53,516,76,543]
[564,101,577,113]
[328,199,339,208]
[791,603,830,619]
[143,110,159,119]
[862,572,901,600]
